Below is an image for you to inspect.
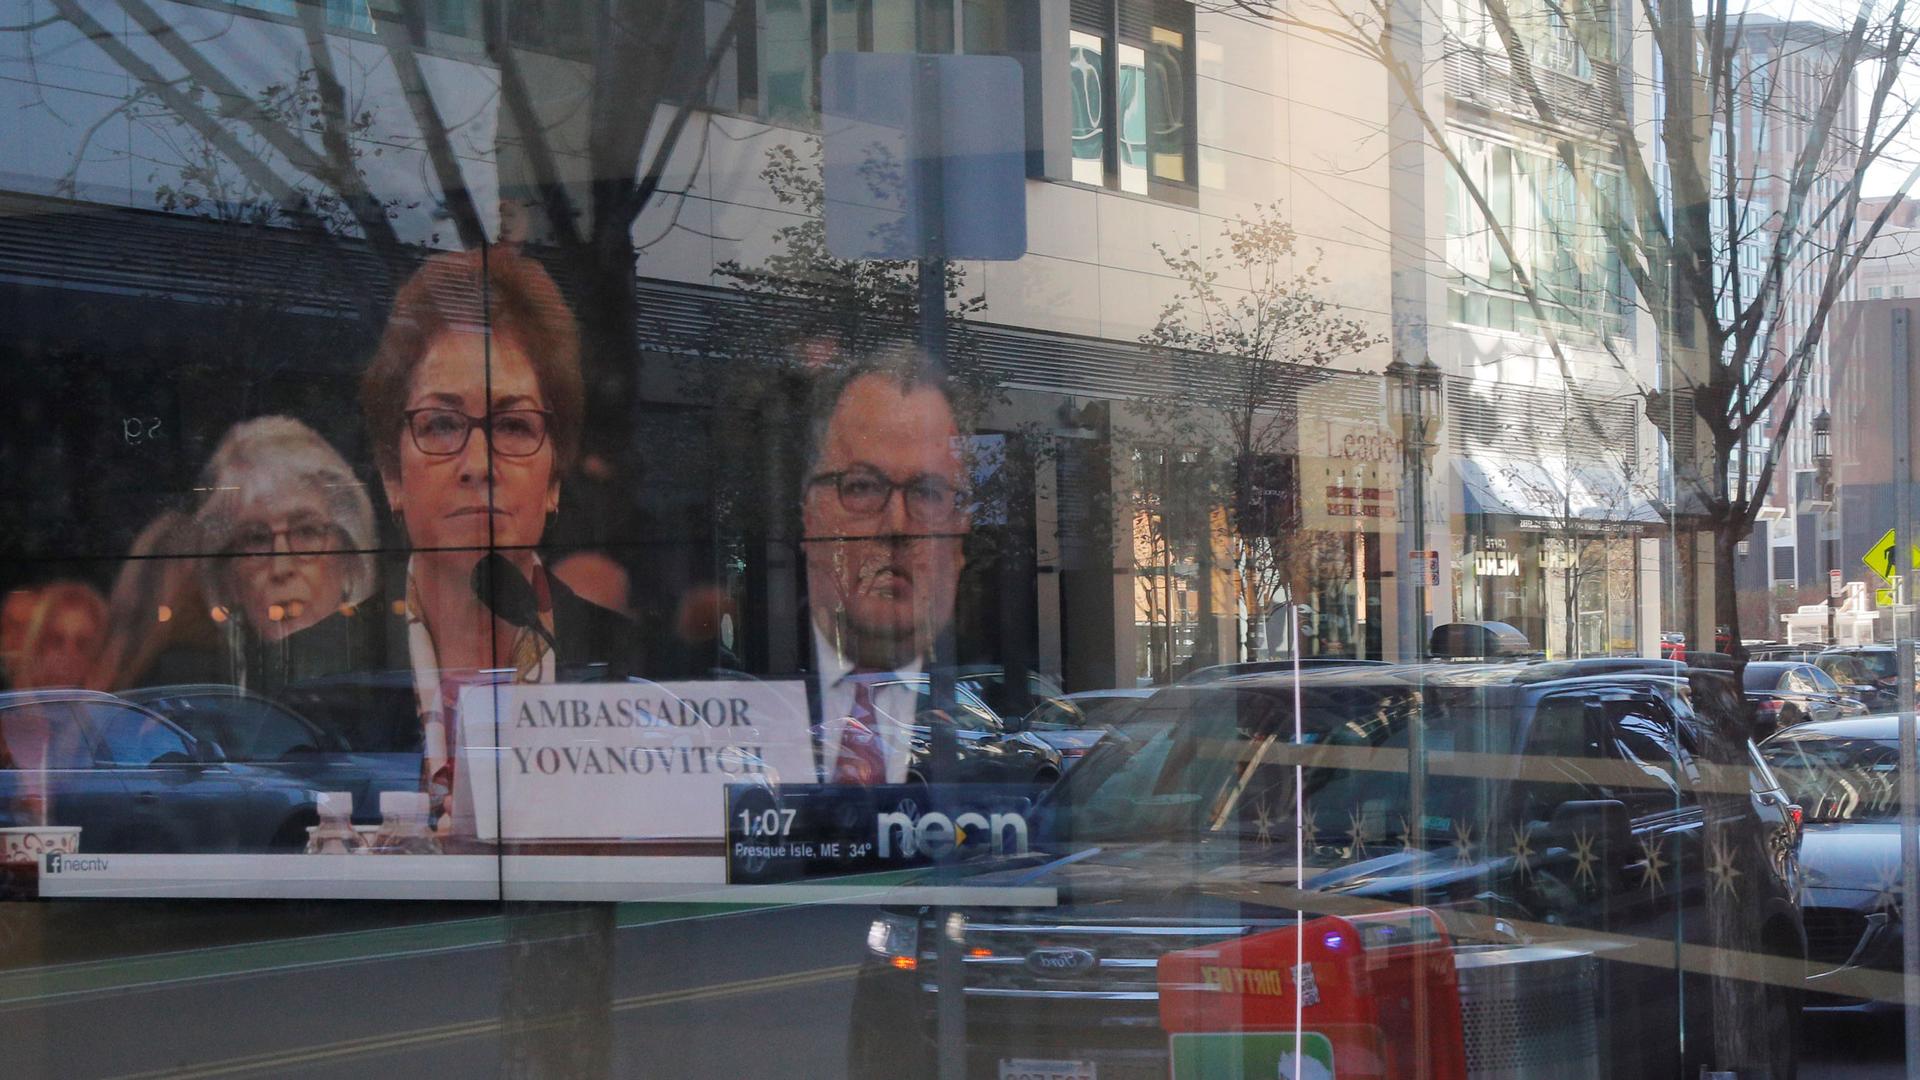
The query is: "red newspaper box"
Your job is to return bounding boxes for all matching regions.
[1157,908,1467,1080]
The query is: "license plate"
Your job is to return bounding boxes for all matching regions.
[998,1060,1095,1080]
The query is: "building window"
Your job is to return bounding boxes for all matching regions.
[732,2,1036,123]
[735,0,939,123]
[1068,0,1196,202]
[1445,133,1627,339]
[1895,285,1907,298]
[227,0,472,36]
[1771,545,1795,582]
[1070,29,1107,185]
[1450,0,1613,77]
[1871,286,1885,298]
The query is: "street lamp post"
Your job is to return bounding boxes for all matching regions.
[1387,354,1444,659]
[1814,409,1836,645]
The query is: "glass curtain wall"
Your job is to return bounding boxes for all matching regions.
[0,0,1915,1077]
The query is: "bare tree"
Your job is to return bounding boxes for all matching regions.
[1192,1,1920,1070]
[3,3,755,1070]
[1132,206,1384,663]
[12,0,749,419]
[682,139,998,540]
[1232,0,1920,660]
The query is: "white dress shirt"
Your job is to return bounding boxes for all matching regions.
[812,624,921,785]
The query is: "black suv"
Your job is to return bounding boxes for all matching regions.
[846,664,1806,1080]
[1812,645,1918,712]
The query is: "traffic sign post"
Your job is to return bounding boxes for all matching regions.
[1407,550,1440,588]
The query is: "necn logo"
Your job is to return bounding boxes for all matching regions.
[876,809,1029,859]
[43,853,109,874]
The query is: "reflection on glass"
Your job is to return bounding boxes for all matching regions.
[0,0,1914,1071]
[194,417,376,648]
[360,247,623,838]
[762,0,815,122]
[1069,32,1106,186]
[6,582,107,690]
[1765,729,1903,823]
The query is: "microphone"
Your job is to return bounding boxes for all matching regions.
[472,552,559,651]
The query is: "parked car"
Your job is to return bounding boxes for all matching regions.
[1747,643,1820,662]
[1743,661,1867,734]
[122,685,418,825]
[1176,657,1390,684]
[847,663,1806,1080]
[1660,632,1687,661]
[1813,645,1919,712]
[1761,715,1908,1011]
[843,673,1063,786]
[1518,657,1690,680]
[1016,688,1157,767]
[0,689,319,853]
[952,666,1069,721]
[1429,620,1542,660]
[274,670,424,757]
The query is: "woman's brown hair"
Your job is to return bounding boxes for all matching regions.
[361,247,585,479]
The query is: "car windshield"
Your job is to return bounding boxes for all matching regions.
[1035,681,1519,849]
[954,670,1066,718]
[1025,695,1143,732]
[1841,651,1900,681]
[1817,655,1877,685]
[1742,664,1791,691]
[1761,730,1903,822]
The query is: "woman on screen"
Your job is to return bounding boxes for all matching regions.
[191,418,378,685]
[90,510,224,691]
[357,247,648,835]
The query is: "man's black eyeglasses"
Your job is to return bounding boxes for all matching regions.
[404,408,553,458]
[807,467,969,525]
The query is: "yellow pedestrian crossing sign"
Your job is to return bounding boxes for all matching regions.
[1861,529,1920,585]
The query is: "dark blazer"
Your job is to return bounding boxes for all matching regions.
[258,576,701,681]
[243,574,698,753]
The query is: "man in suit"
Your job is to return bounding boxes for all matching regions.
[802,359,971,785]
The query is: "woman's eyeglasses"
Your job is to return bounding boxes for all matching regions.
[228,521,341,556]
[404,408,553,458]
[806,466,969,526]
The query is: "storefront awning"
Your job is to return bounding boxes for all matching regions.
[1453,455,1667,528]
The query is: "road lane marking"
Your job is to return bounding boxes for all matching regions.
[0,901,798,1010]
[105,963,861,1079]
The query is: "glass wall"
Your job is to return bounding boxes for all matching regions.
[1,0,1917,1077]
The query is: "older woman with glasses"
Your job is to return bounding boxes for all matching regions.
[194,417,378,660]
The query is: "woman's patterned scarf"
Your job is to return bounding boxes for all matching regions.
[407,556,556,832]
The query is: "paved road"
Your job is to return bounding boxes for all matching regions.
[1,902,868,1079]
[0,902,1913,1078]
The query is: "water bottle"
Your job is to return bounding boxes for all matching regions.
[369,791,443,855]
[304,791,366,855]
